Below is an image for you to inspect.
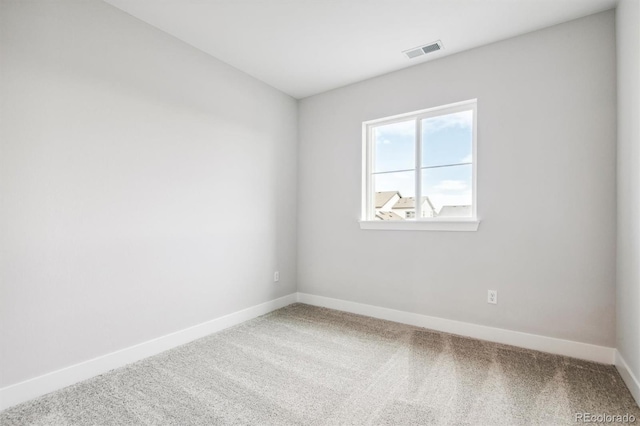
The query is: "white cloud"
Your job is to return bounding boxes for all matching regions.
[461,153,473,163]
[434,180,468,191]
[427,191,472,211]
[423,111,472,133]
[375,120,415,139]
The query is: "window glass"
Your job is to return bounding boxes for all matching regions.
[421,164,472,217]
[373,120,415,173]
[421,110,473,168]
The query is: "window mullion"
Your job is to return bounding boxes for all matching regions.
[415,118,422,221]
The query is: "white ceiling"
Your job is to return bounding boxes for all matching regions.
[103,0,618,99]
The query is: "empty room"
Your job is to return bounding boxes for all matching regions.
[1,0,639,424]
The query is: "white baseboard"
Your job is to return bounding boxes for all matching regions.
[615,350,640,406]
[0,292,623,412]
[296,293,615,365]
[0,293,297,412]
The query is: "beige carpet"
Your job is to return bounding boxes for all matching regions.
[1,303,638,425]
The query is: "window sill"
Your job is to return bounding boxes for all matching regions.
[359,219,480,232]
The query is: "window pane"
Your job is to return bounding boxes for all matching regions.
[421,164,472,218]
[373,171,414,221]
[421,110,472,167]
[373,120,415,173]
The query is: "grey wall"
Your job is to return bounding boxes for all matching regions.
[298,12,617,347]
[616,0,640,384]
[0,0,297,387]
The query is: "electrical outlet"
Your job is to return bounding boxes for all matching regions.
[488,290,497,304]
[273,271,280,282]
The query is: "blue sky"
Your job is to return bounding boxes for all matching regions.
[373,110,472,211]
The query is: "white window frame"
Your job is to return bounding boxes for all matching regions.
[360,99,480,232]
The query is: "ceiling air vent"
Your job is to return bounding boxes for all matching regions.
[403,40,443,59]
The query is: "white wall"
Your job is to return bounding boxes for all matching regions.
[0,0,297,387]
[616,0,640,397]
[298,12,617,347]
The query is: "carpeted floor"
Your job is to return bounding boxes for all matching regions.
[1,303,638,425]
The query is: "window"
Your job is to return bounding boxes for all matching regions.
[361,100,479,231]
